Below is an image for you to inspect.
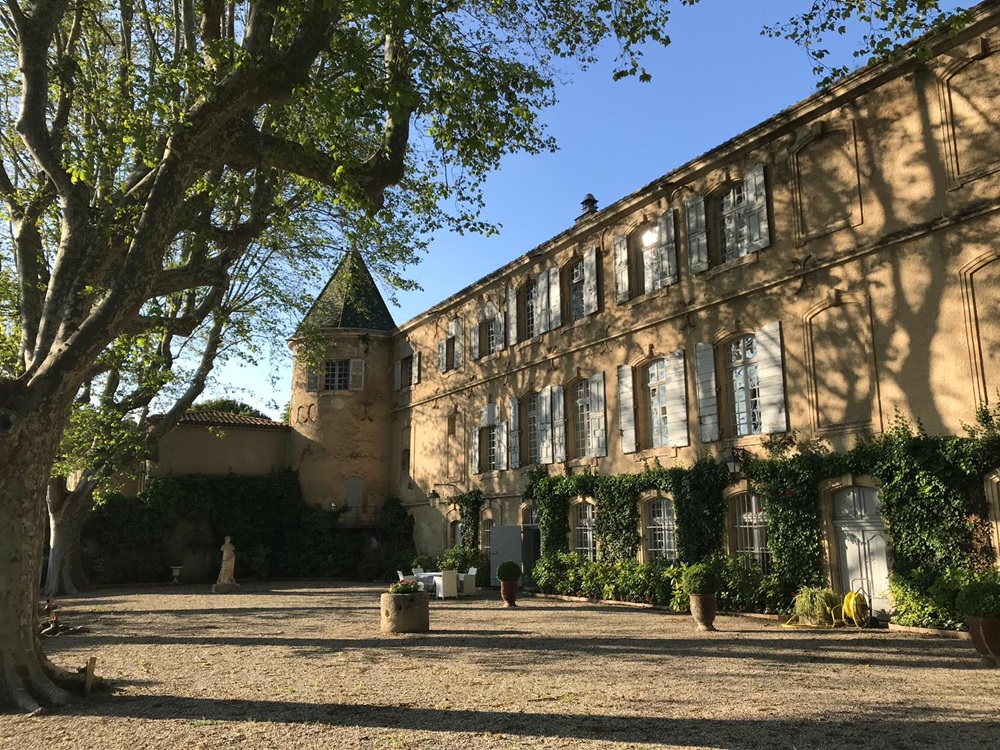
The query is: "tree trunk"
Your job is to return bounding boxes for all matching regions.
[0,404,82,713]
[42,479,93,599]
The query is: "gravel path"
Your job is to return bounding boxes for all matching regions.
[2,581,998,749]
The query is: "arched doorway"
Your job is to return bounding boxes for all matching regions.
[831,485,890,619]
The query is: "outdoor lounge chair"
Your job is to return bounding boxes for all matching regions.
[459,567,477,596]
[436,570,459,599]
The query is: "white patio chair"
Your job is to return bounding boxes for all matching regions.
[459,567,477,596]
[412,567,424,574]
[436,570,459,599]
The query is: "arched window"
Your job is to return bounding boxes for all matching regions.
[726,334,762,437]
[481,517,494,554]
[732,492,770,573]
[645,496,677,561]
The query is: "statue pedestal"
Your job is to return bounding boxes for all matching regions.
[212,583,241,594]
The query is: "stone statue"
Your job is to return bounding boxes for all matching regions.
[217,536,236,584]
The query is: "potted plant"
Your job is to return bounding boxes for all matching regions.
[496,560,522,608]
[793,586,840,627]
[956,575,1000,667]
[380,579,429,633]
[683,563,721,632]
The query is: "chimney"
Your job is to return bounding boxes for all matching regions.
[577,193,598,222]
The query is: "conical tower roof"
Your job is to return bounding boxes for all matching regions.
[299,249,396,333]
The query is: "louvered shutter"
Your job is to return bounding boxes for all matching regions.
[437,340,447,372]
[583,246,598,315]
[695,342,719,442]
[613,234,629,303]
[469,320,480,360]
[412,352,421,385]
[471,427,480,475]
[756,321,787,434]
[508,395,521,469]
[548,267,561,330]
[452,318,464,370]
[536,274,549,334]
[539,385,553,464]
[588,372,607,457]
[744,164,771,252]
[659,211,678,285]
[686,196,709,273]
[664,349,689,447]
[497,421,508,470]
[306,367,319,392]
[552,385,566,463]
[507,284,518,347]
[617,365,637,454]
[394,360,402,391]
[349,359,365,391]
[482,402,497,426]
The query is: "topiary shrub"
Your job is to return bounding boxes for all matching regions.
[682,562,721,595]
[956,575,1000,618]
[496,560,522,582]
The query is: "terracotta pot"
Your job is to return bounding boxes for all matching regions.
[500,580,519,607]
[689,593,717,632]
[968,615,1000,667]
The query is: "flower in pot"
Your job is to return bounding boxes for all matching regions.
[793,586,840,628]
[496,560,522,608]
[682,562,721,632]
[956,575,1000,667]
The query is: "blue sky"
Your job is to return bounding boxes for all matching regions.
[215,0,965,418]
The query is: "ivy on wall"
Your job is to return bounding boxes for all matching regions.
[453,488,483,550]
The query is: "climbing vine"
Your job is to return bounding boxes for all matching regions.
[453,488,484,550]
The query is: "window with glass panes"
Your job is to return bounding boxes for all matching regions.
[646,359,670,449]
[522,505,540,526]
[480,425,498,472]
[481,518,493,553]
[569,261,586,322]
[575,503,596,561]
[526,392,541,465]
[573,380,591,458]
[717,182,751,262]
[734,492,771,573]
[524,284,538,339]
[727,335,761,436]
[646,498,677,560]
[399,355,413,388]
[324,359,351,390]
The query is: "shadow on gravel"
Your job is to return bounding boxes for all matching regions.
[70,696,1000,749]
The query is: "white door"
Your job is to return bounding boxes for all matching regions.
[490,526,523,586]
[833,486,890,619]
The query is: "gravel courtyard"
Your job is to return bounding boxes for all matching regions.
[2,582,998,750]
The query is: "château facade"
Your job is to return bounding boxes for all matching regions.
[286,3,1000,602]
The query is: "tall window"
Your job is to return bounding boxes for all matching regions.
[522,505,540,526]
[526,392,541,465]
[727,335,761,436]
[324,359,351,391]
[572,380,592,458]
[481,518,494,554]
[524,283,538,339]
[480,425,499,472]
[734,492,771,573]
[569,261,586,322]
[717,182,750,262]
[575,503,596,561]
[449,520,463,548]
[399,355,414,388]
[646,360,670,449]
[646,498,677,561]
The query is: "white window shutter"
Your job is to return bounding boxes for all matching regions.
[506,285,518,347]
[617,365,637,454]
[744,164,771,252]
[695,342,719,442]
[469,320,480,360]
[583,246,598,315]
[482,402,497,427]
[306,367,319,392]
[349,359,365,391]
[548,267,561,330]
[539,385,553,464]
[612,234,629,304]
[757,321,787,434]
[394,360,402,391]
[658,211,678,285]
[452,318,464,369]
[412,351,421,385]
[508,395,521,469]
[552,385,566,463]
[588,371,607,457]
[437,340,447,372]
[686,196,709,273]
[497,421,509,470]
[664,349,689,447]
[471,427,480,475]
[536,273,549,334]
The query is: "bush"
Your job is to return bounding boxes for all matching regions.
[793,586,839,626]
[388,580,421,594]
[888,567,970,630]
[496,560,522,582]
[410,553,437,572]
[956,574,1000,618]
[682,563,720,595]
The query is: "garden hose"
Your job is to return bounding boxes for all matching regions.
[843,590,870,627]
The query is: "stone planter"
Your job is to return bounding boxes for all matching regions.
[967,615,1000,667]
[689,593,717,632]
[380,592,430,634]
[500,580,519,607]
